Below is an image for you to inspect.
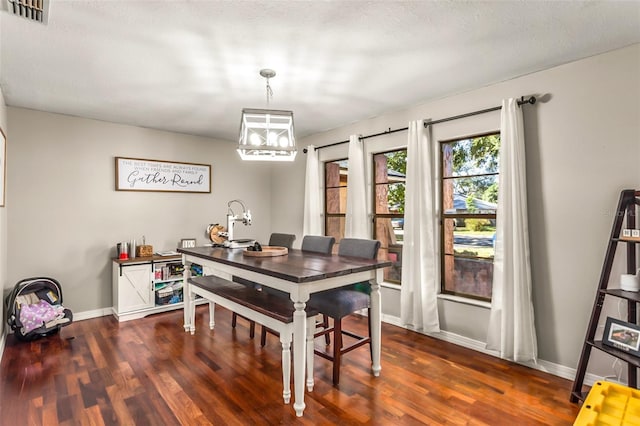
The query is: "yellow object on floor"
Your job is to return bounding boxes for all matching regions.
[574,381,640,425]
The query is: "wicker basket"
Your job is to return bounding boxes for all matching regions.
[155,287,183,305]
[136,245,153,257]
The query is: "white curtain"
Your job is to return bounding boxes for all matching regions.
[345,135,368,238]
[303,145,322,236]
[486,98,538,363]
[400,120,440,333]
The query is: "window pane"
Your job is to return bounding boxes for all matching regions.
[443,215,495,298]
[442,135,500,178]
[326,187,347,214]
[375,182,406,214]
[325,216,344,251]
[325,160,348,187]
[442,175,498,214]
[442,218,495,259]
[375,217,402,283]
[442,254,493,299]
[325,159,348,248]
[374,151,406,183]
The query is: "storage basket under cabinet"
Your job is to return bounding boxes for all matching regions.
[155,285,183,305]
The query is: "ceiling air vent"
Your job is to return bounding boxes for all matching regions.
[6,0,49,24]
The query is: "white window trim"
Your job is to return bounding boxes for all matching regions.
[382,281,491,309]
[381,281,400,290]
[437,293,491,309]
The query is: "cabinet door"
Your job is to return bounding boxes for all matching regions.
[116,263,153,313]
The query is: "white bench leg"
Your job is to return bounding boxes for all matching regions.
[189,292,197,335]
[208,302,215,329]
[306,317,315,392]
[280,333,292,404]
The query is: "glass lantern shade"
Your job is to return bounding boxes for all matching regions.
[238,108,297,161]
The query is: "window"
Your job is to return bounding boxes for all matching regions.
[441,133,500,301]
[324,159,347,253]
[373,149,406,284]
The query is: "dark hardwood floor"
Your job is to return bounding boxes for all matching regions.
[0,305,580,425]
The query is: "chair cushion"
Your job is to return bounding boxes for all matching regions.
[308,288,370,319]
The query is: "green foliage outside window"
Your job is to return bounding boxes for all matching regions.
[452,134,500,203]
[386,150,407,213]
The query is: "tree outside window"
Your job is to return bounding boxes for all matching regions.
[373,150,406,284]
[441,133,499,300]
[324,159,347,253]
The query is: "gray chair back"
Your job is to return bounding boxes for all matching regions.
[301,235,335,254]
[268,233,296,249]
[338,238,380,260]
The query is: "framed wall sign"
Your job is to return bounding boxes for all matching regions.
[0,127,5,207]
[115,157,211,193]
[603,317,640,357]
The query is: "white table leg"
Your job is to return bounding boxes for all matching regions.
[208,301,215,329]
[370,269,383,376]
[306,316,315,392]
[280,333,292,404]
[189,292,196,335]
[292,300,307,417]
[182,256,192,333]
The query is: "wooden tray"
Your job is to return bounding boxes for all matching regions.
[242,246,288,257]
[621,236,640,242]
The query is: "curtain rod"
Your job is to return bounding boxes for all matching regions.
[303,95,536,153]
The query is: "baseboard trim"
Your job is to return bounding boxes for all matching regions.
[380,313,600,385]
[72,308,113,321]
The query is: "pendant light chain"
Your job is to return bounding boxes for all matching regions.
[266,76,273,107]
[260,68,276,107]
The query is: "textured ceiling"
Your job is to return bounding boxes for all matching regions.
[1,1,639,142]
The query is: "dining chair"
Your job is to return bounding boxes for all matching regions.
[259,235,335,346]
[300,235,336,254]
[307,238,380,386]
[231,232,296,337]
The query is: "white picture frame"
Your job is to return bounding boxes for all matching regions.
[181,238,197,248]
[115,157,211,193]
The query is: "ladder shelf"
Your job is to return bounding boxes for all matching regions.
[570,189,640,403]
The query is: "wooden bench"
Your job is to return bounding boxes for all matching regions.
[187,275,317,404]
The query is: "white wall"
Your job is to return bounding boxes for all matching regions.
[6,109,273,314]
[0,87,7,338]
[273,44,640,376]
[270,159,305,246]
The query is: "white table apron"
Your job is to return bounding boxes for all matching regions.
[180,252,384,417]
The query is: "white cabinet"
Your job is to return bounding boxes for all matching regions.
[112,255,200,322]
[113,262,153,314]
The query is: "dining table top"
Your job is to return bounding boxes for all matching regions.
[177,246,392,283]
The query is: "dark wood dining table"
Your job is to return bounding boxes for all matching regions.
[178,246,391,417]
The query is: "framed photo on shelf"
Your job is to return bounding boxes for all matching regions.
[180,238,197,248]
[603,317,640,356]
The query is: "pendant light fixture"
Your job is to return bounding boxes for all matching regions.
[238,69,297,162]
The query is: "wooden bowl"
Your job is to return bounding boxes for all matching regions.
[242,246,288,257]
